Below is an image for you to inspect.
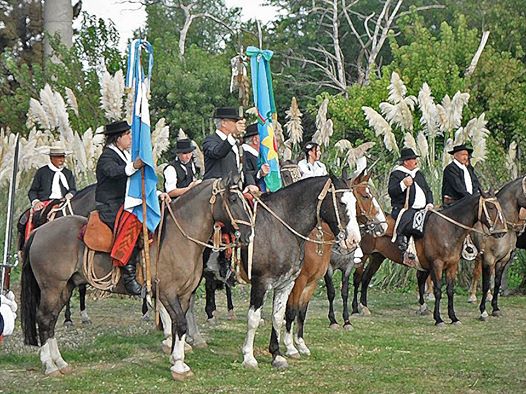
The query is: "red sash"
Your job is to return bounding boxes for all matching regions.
[111,207,143,267]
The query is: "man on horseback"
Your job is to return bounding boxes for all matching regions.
[388,148,433,259]
[95,120,170,295]
[28,142,77,212]
[442,144,480,206]
[298,141,327,179]
[242,123,269,191]
[164,138,202,198]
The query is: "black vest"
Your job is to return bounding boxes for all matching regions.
[165,159,195,190]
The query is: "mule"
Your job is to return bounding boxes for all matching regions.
[353,191,507,325]
[239,175,361,369]
[282,171,387,359]
[20,177,253,380]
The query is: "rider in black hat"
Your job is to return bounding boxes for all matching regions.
[242,123,270,191]
[388,147,434,259]
[442,144,480,206]
[164,139,202,198]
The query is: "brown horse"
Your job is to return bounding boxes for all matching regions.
[353,190,507,325]
[20,177,253,380]
[282,171,386,358]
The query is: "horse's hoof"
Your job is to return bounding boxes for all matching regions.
[59,365,73,375]
[417,307,431,316]
[228,310,236,320]
[467,295,477,303]
[161,339,172,355]
[451,320,462,326]
[184,342,193,353]
[286,351,301,359]
[81,319,92,326]
[492,310,502,317]
[258,318,265,326]
[343,323,354,331]
[63,321,74,329]
[46,369,62,377]
[435,322,446,328]
[242,358,258,369]
[207,317,216,325]
[142,313,150,322]
[171,370,194,381]
[329,323,340,330]
[360,307,371,316]
[272,355,289,369]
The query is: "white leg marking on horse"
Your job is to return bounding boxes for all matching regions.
[481,310,489,319]
[40,341,59,375]
[80,309,91,323]
[159,304,172,338]
[271,284,295,368]
[419,303,428,314]
[48,338,69,370]
[284,326,299,357]
[170,334,190,374]
[294,335,311,356]
[242,306,261,368]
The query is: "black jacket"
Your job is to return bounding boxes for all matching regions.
[242,147,259,187]
[203,132,239,180]
[442,161,480,203]
[388,168,433,218]
[95,147,131,228]
[28,165,76,203]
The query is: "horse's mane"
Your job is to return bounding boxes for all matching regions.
[438,192,480,218]
[497,176,524,197]
[260,175,332,203]
[73,183,97,199]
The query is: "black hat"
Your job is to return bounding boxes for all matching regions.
[212,107,243,120]
[243,123,259,139]
[448,144,473,155]
[103,121,131,135]
[175,139,195,154]
[399,147,419,161]
[304,141,319,153]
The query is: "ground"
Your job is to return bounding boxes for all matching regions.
[1,284,525,393]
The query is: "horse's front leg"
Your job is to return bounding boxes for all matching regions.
[359,254,384,315]
[492,255,513,317]
[242,282,266,368]
[324,269,339,328]
[351,264,364,315]
[79,284,91,324]
[445,265,460,324]
[204,273,216,322]
[417,270,431,315]
[479,261,493,320]
[341,268,353,330]
[430,261,445,326]
[269,281,295,369]
[165,295,193,381]
[468,257,482,303]
[225,284,235,320]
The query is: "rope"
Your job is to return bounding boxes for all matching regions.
[82,248,120,291]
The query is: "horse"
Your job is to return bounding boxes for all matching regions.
[17,184,97,326]
[353,190,507,325]
[282,171,387,359]
[20,177,254,380]
[239,175,361,369]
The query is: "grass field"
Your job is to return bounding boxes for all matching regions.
[1,284,525,393]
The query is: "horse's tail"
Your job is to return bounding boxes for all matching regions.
[20,231,40,346]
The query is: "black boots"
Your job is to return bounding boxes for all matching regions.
[397,235,416,261]
[121,259,142,296]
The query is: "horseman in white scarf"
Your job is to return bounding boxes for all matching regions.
[442,144,481,207]
[28,142,77,211]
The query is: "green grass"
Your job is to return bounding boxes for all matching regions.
[1,288,525,393]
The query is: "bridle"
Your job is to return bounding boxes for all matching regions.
[351,180,386,236]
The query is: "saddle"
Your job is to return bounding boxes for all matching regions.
[83,211,113,253]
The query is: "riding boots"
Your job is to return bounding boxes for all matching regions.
[121,259,142,296]
[397,235,416,260]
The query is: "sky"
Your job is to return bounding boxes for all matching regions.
[78,0,279,51]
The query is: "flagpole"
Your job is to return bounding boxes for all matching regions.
[141,166,152,297]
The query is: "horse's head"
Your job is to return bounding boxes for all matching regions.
[319,176,361,250]
[350,169,387,237]
[211,174,254,246]
[479,188,508,238]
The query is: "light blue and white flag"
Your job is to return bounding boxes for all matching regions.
[124,39,160,232]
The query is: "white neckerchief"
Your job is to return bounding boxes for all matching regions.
[394,165,426,209]
[108,143,131,164]
[298,159,327,179]
[48,163,69,199]
[216,130,240,170]
[242,143,259,157]
[453,159,473,194]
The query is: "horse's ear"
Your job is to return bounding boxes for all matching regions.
[231,171,241,187]
[221,172,233,188]
[488,186,495,196]
[480,188,490,198]
[342,167,349,182]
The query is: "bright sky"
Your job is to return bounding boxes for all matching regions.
[78,0,279,51]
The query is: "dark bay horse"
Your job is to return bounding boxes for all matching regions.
[17,184,97,326]
[353,191,507,325]
[239,176,361,369]
[21,177,253,380]
[283,171,386,358]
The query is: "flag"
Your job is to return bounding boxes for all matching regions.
[246,46,282,192]
[124,39,160,232]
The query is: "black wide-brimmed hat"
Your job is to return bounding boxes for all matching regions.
[448,144,473,155]
[103,121,131,135]
[399,147,419,161]
[212,107,243,120]
[175,139,195,154]
[243,123,259,139]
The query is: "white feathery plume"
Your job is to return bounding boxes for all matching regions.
[380,99,415,132]
[346,142,375,166]
[453,126,467,145]
[27,98,50,130]
[100,70,125,121]
[285,96,303,146]
[152,118,170,166]
[193,143,205,174]
[54,91,75,144]
[450,91,470,130]
[40,84,59,129]
[388,72,406,104]
[403,132,417,152]
[124,86,135,124]
[418,83,439,136]
[72,131,88,174]
[469,113,489,166]
[93,126,105,146]
[245,106,257,115]
[442,138,454,168]
[384,129,399,153]
[416,131,429,161]
[274,121,285,148]
[362,107,392,137]
[177,128,188,139]
[65,87,79,116]
[313,118,333,147]
[315,98,329,131]
[506,141,518,179]
[335,139,352,155]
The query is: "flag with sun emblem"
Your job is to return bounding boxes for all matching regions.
[246,46,282,192]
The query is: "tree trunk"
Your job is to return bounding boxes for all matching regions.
[330,0,347,95]
[43,0,73,60]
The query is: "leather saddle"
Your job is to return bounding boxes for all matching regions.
[83,211,113,253]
